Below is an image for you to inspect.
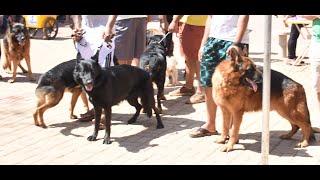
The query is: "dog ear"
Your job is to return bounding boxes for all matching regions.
[230,47,243,71]
[7,17,14,33]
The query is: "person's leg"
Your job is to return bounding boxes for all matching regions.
[287,24,302,60]
[190,38,232,137]
[310,61,320,133]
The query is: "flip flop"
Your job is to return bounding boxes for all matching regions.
[189,128,219,138]
[79,110,95,122]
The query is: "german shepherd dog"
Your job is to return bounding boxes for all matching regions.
[0,20,33,83]
[139,34,167,113]
[212,47,315,152]
[74,58,164,144]
[33,59,89,128]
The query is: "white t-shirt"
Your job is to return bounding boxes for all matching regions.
[116,15,147,20]
[209,15,250,44]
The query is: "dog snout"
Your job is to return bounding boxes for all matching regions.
[86,79,93,85]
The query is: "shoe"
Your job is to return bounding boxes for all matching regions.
[186,91,205,104]
[189,128,219,138]
[78,110,95,122]
[285,58,301,66]
[169,85,195,96]
[312,127,320,133]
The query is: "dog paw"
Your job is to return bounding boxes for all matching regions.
[8,79,15,83]
[296,141,308,148]
[103,138,112,144]
[220,144,234,152]
[215,136,228,144]
[279,133,292,140]
[127,118,137,124]
[157,123,164,129]
[87,135,97,141]
[70,115,78,119]
[40,124,47,128]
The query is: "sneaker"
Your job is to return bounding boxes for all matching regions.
[285,58,301,66]
[169,85,195,96]
[186,91,205,104]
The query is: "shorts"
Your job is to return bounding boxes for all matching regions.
[178,22,205,61]
[200,37,249,87]
[114,17,147,60]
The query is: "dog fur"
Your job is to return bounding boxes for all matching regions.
[73,58,164,144]
[165,55,178,87]
[33,59,89,128]
[139,34,167,113]
[211,47,315,152]
[1,21,33,83]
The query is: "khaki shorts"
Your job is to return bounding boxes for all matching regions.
[114,18,147,60]
[178,22,205,61]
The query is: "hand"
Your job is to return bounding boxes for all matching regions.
[102,32,115,47]
[71,28,85,42]
[198,46,204,62]
[168,21,178,33]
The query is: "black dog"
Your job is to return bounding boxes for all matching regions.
[139,34,167,113]
[33,59,89,128]
[74,58,164,144]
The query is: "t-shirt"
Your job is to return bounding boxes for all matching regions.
[312,18,320,42]
[179,15,207,26]
[116,15,147,20]
[209,15,250,44]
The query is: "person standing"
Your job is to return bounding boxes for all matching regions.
[168,15,208,104]
[302,15,320,133]
[189,15,250,137]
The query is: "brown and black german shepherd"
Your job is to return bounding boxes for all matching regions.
[211,47,315,152]
[33,59,89,128]
[1,20,33,83]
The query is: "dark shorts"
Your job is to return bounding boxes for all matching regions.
[114,18,147,60]
[200,37,249,87]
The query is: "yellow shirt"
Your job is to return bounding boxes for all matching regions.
[179,15,208,26]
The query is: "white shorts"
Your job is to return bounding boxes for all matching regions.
[309,41,320,92]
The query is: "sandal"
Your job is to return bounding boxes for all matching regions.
[78,110,95,122]
[189,128,219,138]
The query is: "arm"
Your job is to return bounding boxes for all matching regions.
[159,15,169,31]
[227,15,249,56]
[198,15,212,62]
[103,15,118,42]
[302,15,320,21]
[168,15,184,33]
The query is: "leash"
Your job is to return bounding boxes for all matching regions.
[158,32,171,44]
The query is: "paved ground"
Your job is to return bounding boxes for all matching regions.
[0,15,320,165]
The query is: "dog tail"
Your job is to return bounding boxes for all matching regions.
[140,78,154,118]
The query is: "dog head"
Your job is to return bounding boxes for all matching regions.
[73,56,103,92]
[7,22,29,47]
[229,47,262,92]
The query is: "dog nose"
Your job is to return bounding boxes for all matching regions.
[86,80,93,84]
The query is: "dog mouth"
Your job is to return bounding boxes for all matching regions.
[245,78,258,92]
[19,40,25,46]
[84,83,94,91]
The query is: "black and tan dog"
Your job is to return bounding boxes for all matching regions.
[74,57,164,144]
[139,34,167,113]
[1,20,33,83]
[211,47,315,152]
[33,59,89,128]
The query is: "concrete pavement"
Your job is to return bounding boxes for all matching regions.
[0,15,320,165]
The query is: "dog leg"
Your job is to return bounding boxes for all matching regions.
[215,107,231,144]
[221,111,243,152]
[172,69,178,86]
[18,64,28,73]
[24,53,34,81]
[102,106,112,144]
[127,97,142,124]
[87,107,102,142]
[152,105,164,129]
[8,60,19,83]
[69,89,83,119]
[156,82,164,113]
[80,92,90,112]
